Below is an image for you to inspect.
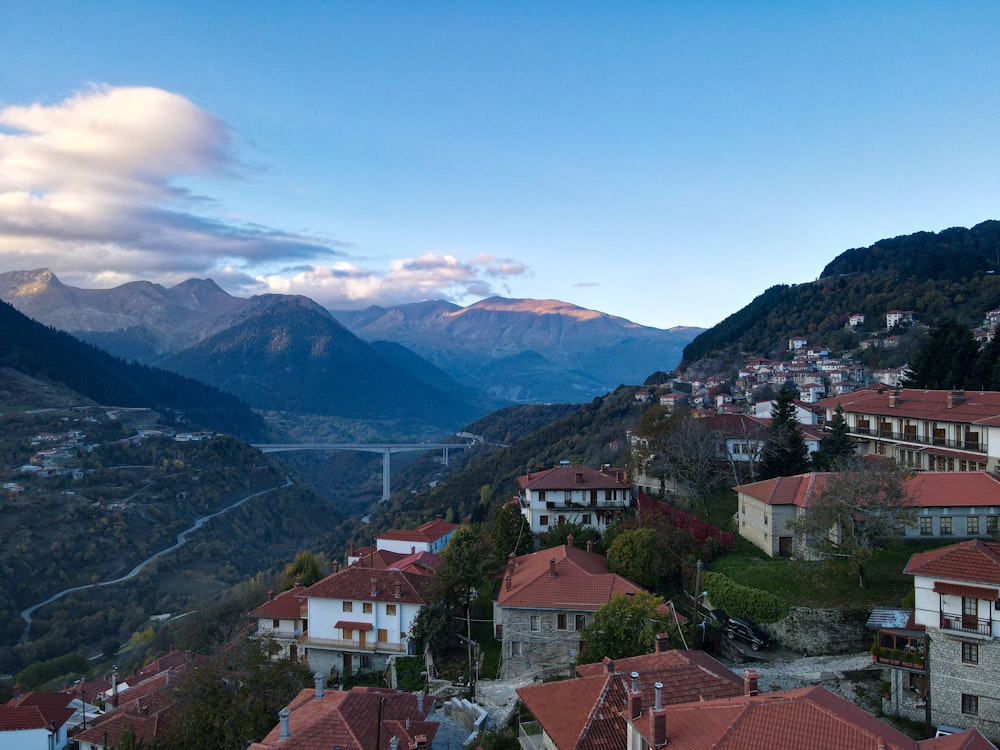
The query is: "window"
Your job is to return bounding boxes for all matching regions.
[386,604,397,616]
[989,516,999,535]
[511,641,522,657]
[968,516,980,535]
[575,614,587,630]
[962,694,979,715]
[962,642,979,664]
[530,615,540,631]
[540,515,549,527]
[557,614,568,630]
[564,490,572,504]
[363,602,372,614]
[919,517,933,535]
[377,628,388,643]
[538,490,545,502]
[940,516,953,535]
[360,654,372,669]
[581,514,591,525]
[342,601,353,612]
[342,628,354,640]
[272,619,280,628]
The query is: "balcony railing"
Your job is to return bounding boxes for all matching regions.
[518,721,544,750]
[849,427,985,453]
[298,635,408,653]
[543,500,630,510]
[940,613,992,636]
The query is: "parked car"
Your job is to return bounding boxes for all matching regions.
[724,615,771,651]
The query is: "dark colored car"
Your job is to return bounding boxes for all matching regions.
[724,615,771,651]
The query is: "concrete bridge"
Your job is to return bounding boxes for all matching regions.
[251,442,473,501]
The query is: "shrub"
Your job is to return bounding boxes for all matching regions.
[702,571,788,623]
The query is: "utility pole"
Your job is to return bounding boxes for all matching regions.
[693,559,703,650]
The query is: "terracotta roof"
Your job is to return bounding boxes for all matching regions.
[920,729,999,750]
[6,691,74,709]
[517,465,629,491]
[249,585,307,620]
[518,650,744,750]
[0,704,74,732]
[248,687,436,750]
[496,543,645,611]
[304,566,428,605]
[377,518,457,543]
[904,539,1000,586]
[816,387,1000,427]
[392,550,441,576]
[633,685,919,750]
[736,471,1000,510]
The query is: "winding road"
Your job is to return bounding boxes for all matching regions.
[18,476,291,644]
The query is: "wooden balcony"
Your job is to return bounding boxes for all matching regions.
[873,628,926,673]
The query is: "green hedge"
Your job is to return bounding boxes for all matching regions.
[703,571,788,623]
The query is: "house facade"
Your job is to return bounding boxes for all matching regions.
[493,541,654,680]
[904,540,1000,739]
[374,516,457,556]
[736,471,1000,559]
[248,585,308,661]
[516,465,632,534]
[299,566,427,677]
[816,388,1000,473]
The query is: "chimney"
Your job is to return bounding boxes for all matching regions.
[566,534,574,549]
[395,580,402,599]
[627,672,642,720]
[279,706,291,739]
[371,577,378,597]
[586,539,593,553]
[505,574,512,591]
[411,545,416,555]
[650,682,667,747]
[948,390,965,408]
[417,692,425,714]
[267,589,274,601]
[655,633,671,653]
[549,558,557,577]
[314,672,324,699]
[603,656,614,674]
[743,669,759,696]
[415,735,428,748]
[333,560,340,573]
[350,542,355,556]
[888,391,899,408]
[112,667,119,709]
[876,738,887,750]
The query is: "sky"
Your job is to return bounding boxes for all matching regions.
[1,3,999,330]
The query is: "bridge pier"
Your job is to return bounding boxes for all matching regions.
[382,448,391,502]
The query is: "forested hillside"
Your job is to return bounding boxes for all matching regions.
[682,221,1000,367]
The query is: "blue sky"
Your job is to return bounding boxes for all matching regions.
[1,3,998,329]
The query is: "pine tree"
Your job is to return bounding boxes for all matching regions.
[759,385,811,479]
[814,404,854,470]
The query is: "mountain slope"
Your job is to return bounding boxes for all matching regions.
[681,220,1000,369]
[333,297,702,401]
[0,299,270,440]
[159,300,485,427]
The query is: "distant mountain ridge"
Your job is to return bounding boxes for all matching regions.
[680,220,1000,370]
[332,297,702,401]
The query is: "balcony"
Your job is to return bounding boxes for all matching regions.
[298,635,408,653]
[940,613,992,636]
[848,427,985,454]
[518,721,544,750]
[872,629,926,673]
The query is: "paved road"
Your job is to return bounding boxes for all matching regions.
[18,476,291,644]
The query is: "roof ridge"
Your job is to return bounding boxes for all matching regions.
[573,674,616,750]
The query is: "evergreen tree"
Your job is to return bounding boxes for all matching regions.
[814,404,854,470]
[489,502,532,559]
[903,318,981,389]
[759,385,811,479]
[279,551,327,591]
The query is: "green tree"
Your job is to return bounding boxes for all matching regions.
[576,592,682,664]
[537,521,599,551]
[794,458,916,588]
[813,404,854,470]
[904,317,981,389]
[606,528,659,589]
[279,551,327,591]
[759,385,811,479]
[489,502,532,559]
[409,602,460,660]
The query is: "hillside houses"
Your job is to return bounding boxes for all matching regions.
[516,464,632,534]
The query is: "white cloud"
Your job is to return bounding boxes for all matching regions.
[0,85,528,307]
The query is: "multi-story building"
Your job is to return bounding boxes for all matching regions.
[901,540,1000,738]
[816,387,1000,473]
[248,585,308,661]
[516,465,632,534]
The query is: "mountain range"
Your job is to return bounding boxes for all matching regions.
[0,270,701,409]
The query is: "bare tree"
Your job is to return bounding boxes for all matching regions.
[660,417,725,515]
[794,458,916,588]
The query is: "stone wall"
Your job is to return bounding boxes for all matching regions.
[765,606,871,655]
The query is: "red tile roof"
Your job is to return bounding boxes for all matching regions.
[517,465,629,491]
[0,704,74,732]
[920,729,999,750]
[816,387,1000,427]
[496,543,645,611]
[249,585,308,620]
[518,650,744,750]
[736,472,1000,510]
[248,687,436,750]
[904,539,1000,586]
[304,566,428,605]
[377,518,457,543]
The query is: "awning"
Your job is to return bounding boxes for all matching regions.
[933,582,998,601]
[335,620,374,631]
